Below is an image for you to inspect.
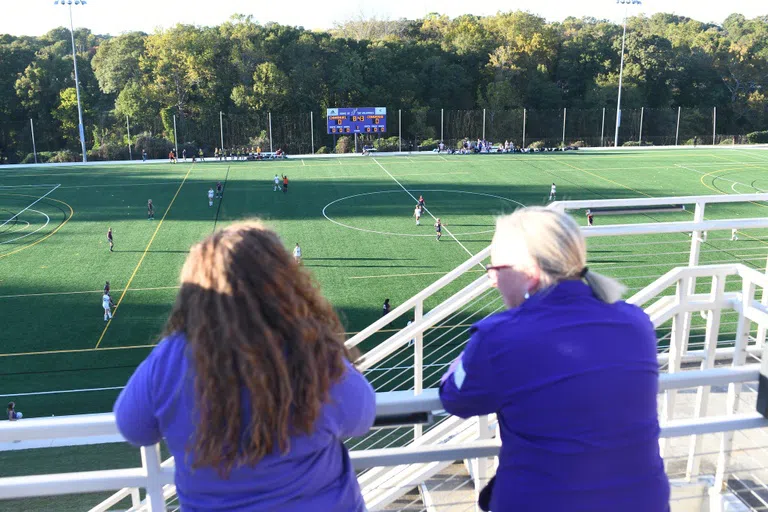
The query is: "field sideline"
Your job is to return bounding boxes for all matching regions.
[2,148,768,420]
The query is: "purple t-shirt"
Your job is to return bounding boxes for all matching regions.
[440,280,670,512]
[114,333,375,511]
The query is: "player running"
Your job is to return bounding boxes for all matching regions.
[732,229,738,241]
[586,210,594,227]
[418,195,426,210]
[216,182,223,199]
[549,183,556,201]
[413,204,422,225]
[104,281,111,295]
[208,187,215,207]
[107,227,114,252]
[147,199,154,220]
[283,175,288,193]
[434,218,443,241]
[293,243,302,263]
[273,174,281,192]
[103,291,115,321]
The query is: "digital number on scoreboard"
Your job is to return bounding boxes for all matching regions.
[326,107,387,134]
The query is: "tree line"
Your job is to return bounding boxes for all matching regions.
[0,11,766,162]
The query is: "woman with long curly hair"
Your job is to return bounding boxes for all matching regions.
[114,221,375,511]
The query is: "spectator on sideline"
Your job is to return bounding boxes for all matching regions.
[440,207,669,512]
[142,149,147,162]
[382,298,391,316]
[7,401,19,421]
[114,221,374,511]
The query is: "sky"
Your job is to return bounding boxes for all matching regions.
[0,0,765,37]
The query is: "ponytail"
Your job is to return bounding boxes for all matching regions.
[583,268,626,304]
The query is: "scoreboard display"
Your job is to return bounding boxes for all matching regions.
[327,107,387,134]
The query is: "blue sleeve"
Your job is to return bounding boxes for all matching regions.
[332,359,376,438]
[439,328,501,418]
[113,346,163,447]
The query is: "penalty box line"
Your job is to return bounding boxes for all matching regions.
[371,158,481,266]
[0,184,61,228]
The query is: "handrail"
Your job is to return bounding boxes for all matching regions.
[552,192,768,209]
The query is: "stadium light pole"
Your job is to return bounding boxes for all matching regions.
[54,0,88,163]
[614,0,642,148]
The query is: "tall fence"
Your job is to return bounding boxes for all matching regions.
[0,106,765,164]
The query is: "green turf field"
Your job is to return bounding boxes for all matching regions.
[2,148,768,423]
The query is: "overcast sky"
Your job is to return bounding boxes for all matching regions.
[1,0,765,37]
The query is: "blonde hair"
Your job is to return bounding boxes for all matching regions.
[494,207,626,303]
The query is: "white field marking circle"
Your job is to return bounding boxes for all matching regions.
[322,189,524,237]
[1,220,31,235]
[0,209,50,245]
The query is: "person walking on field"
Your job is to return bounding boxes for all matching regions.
[283,175,289,193]
[440,207,669,512]
[114,221,374,512]
[147,199,154,220]
[293,243,301,263]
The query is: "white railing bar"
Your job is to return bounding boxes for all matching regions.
[0,413,117,443]
[658,365,760,391]
[0,467,174,500]
[553,193,768,209]
[657,345,763,364]
[346,248,490,348]
[582,218,768,238]
[661,413,768,438]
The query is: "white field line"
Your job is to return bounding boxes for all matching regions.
[0,285,180,300]
[372,158,480,263]
[0,184,60,228]
[0,386,125,398]
[0,209,49,245]
[0,184,61,189]
[675,163,768,195]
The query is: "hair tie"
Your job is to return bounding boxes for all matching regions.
[580,267,589,278]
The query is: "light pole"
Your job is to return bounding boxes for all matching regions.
[54,0,88,163]
[614,0,641,148]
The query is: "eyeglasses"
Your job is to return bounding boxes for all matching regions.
[485,264,514,275]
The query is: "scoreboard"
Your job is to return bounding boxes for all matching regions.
[327,107,387,134]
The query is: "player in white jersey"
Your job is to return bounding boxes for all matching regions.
[103,293,114,321]
[549,183,556,201]
[731,228,738,241]
[413,205,422,225]
[208,188,214,207]
[293,243,302,263]
[274,174,281,192]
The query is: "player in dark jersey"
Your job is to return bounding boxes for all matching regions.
[587,210,594,227]
[107,227,114,252]
[104,281,110,295]
[434,218,443,241]
[147,199,154,220]
[418,195,426,210]
[216,182,223,199]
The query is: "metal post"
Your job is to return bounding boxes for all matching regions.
[482,108,486,141]
[440,108,444,145]
[562,107,567,146]
[601,107,605,147]
[172,114,178,158]
[675,106,681,146]
[354,132,358,153]
[30,119,38,164]
[614,13,628,148]
[268,112,273,152]
[414,300,424,440]
[67,3,87,163]
[756,254,768,348]
[522,108,526,148]
[398,109,402,153]
[681,201,706,354]
[639,106,644,144]
[713,107,717,145]
[140,444,167,512]
[310,111,315,154]
[219,111,224,154]
[126,115,132,160]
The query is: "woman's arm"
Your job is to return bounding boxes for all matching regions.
[113,349,163,447]
[439,330,501,418]
[332,359,377,438]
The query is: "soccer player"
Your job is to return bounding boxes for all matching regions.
[382,298,391,316]
[283,175,288,193]
[435,218,443,241]
[147,199,154,220]
[586,210,594,227]
[142,149,147,162]
[732,228,738,241]
[293,243,302,263]
[182,149,187,162]
[169,150,175,164]
[418,195,426,210]
[274,174,281,192]
[104,281,111,295]
[549,183,556,201]
[103,291,115,321]
[208,188,215,207]
[216,182,223,199]
[199,148,205,162]
[413,204,422,225]
[107,227,114,252]
[214,148,220,160]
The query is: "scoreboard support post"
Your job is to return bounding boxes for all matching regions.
[219,111,224,153]
[482,109,486,141]
[440,108,444,144]
[522,108,527,149]
[173,114,179,159]
[268,112,273,152]
[399,109,402,153]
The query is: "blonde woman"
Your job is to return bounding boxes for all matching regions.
[114,221,374,511]
[440,207,669,512]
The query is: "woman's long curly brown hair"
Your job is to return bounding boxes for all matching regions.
[164,220,356,476]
